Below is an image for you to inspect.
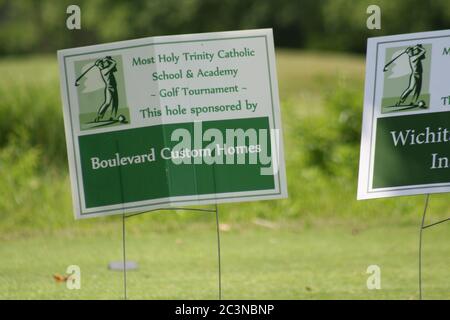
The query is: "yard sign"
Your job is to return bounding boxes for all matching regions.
[358,29,450,199]
[58,29,287,219]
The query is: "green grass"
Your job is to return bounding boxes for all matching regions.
[0,51,449,299]
[1,221,448,299]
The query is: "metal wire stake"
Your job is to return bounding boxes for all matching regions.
[116,140,127,300]
[419,194,430,300]
[122,213,127,300]
[215,203,222,300]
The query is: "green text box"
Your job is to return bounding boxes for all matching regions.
[79,117,275,209]
[373,112,450,188]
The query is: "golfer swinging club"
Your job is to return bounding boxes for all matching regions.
[94,56,119,122]
[394,44,426,106]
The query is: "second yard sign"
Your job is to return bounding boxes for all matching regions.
[358,29,450,199]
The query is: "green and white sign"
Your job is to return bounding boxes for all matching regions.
[58,29,287,219]
[358,29,450,199]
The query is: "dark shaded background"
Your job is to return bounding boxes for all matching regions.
[1,0,450,56]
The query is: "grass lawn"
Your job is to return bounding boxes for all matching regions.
[1,220,448,300]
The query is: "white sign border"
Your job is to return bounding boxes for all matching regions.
[358,29,450,200]
[58,29,288,219]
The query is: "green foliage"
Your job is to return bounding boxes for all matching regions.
[0,129,71,230]
[0,130,41,217]
[2,0,450,55]
[0,57,66,166]
[299,81,363,177]
[309,0,450,52]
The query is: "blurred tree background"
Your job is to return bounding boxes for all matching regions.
[1,0,450,56]
[2,0,450,228]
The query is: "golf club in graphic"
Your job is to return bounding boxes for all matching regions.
[383,49,407,72]
[75,64,97,86]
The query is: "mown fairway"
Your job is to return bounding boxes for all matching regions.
[1,221,449,299]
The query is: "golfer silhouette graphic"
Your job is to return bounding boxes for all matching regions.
[94,56,119,122]
[396,44,426,106]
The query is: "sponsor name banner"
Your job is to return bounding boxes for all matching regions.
[358,29,450,199]
[58,29,287,218]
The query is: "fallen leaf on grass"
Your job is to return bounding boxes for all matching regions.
[53,273,69,283]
